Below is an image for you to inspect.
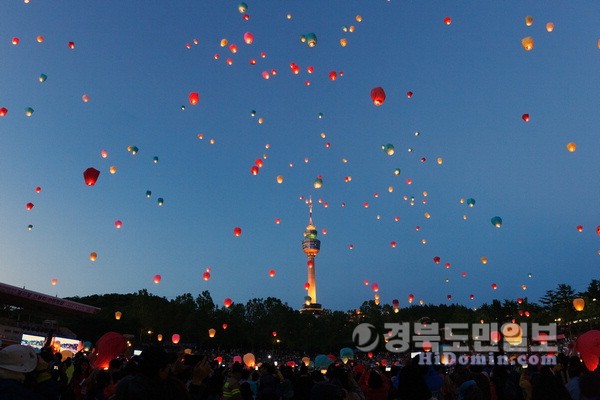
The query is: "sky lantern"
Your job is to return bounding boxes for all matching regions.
[68,41,75,49]
[491,216,503,227]
[243,353,256,368]
[329,71,337,81]
[390,241,396,248]
[222,323,228,330]
[566,142,577,152]
[370,87,386,106]
[269,269,276,277]
[189,92,199,105]
[25,107,34,117]
[153,275,161,284]
[171,334,180,344]
[233,227,242,236]
[408,294,415,304]
[444,16,452,25]
[276,175,284,184]
[382,144,395,155]
[90,252,97,261]
[407,91,413,98]
[371,283,379,292]
[229,44,238,53]
[157,198,164,206]
[573,298,585,311]
[313,177,323,188]
[491,283,498,290]
[115,311,122,320]
[304,282,310,290]
[25,202,34,210]
[546,22,554,32]
[224,298,233,308]
[340,38,348,47]
[305,33,317,47]
[238,2,247,13]
[39,73,47,83]
[522,113,530,122]
[83,167,100,186]
[243,32,254,44]
[100,150,108,158]
[82,94,90,102]
[51,278,58,286]
[466,198,476,207]
[481,256,488,264]
[36,35,44,43]
[597,226,600,235]
[525,16,533,26]
[35,186,41,193]
[433,256,441,264]
[250,165,259,175]
[203,271,211,281]
[0,107,7,116]
[275,218,281,224]
[521,37,534,51]
[12,37,19,45]
[114,220,122,229]
[577,225,583,232]
[208,328,216,338]
[272,331,277,337]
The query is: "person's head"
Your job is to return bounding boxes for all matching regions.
[231,361,244,379]
[139,345,170,380]
[0,345,38,382]
[368,369,383,389]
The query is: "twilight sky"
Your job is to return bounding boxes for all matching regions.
[1,1,599,311]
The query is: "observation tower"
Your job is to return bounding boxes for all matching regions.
[301,199,323,313]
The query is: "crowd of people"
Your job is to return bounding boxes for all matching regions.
[0,343,599,400]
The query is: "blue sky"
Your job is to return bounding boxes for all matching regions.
[1,1,599,311]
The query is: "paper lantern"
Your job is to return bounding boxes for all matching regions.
[203,271,211,281]
[115,311,122,320]
[51,278,58,286]
[157,334,163,342]
[573,298,585,311]
[172,334,180,344]
[243,32,254,44]
[546,22,554,32]
[83,167,101,186]
[0,107,7,116]
[224,298,233,308]
[521,37,534,51]
[243,353,255,368]
[269,269,276,277]
[233,227,242,236]
[525,16,533,26]
[370,87,386,106]
[153,274,161,284]
[208,328,216,338]
[566,142,577,152]
[90,252,97,262]
[189,92,199,105]
[491,216,503,227]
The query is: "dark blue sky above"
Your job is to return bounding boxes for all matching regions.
[1,1,598,311]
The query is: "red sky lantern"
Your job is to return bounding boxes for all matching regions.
[35,187,41,193]
[233,227,242,236]
[68,41,75,49]
[371,283,379,292]
[370,86,386,106]
[304,282,310,290]
[577,225,583,232]
[447,294,452,300]
[11,37,19,45]
[189,92,199,105]
[390,241,396,248]
[491,283,498,290]
[172,334,180,344]
[307,66,314,74]
[243,32,254,44]
[255,159,263,168]
[222,323,228,329]
[0,107,7,116]
[250,165,259,175]
[51,278,58,286]
[597,226,600,235]
[433,256,441,264]
[407,91,413,98]
[522,113,530,122]
[444,16,452,25]
[269,269,276,277]
[114,220,122,229]
[83,167,100,186]
[153,274,161,284]
[329,71,337,81]
[272,331,277,337]
[26,202,34,210]
[408,294,414,303]
[203,271,211,281]
[469,294,475,300]
[224,298,233,308]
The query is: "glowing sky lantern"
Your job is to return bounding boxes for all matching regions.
[304,282,310,290]
[243,32,254,44]
[250,165,259,175]
[313,176,323,188]
[26,202,34,210]
[233,227,242,236]
[481,256,488,264]
[340,38,348,47]
[243,353,256,368]
[491,216,503,228]
[153,274,161,284]
[382,144,395,155]
[275,218,281,224]
[114,220,122,229]
[189,92,199,105]
[521,37,534,51]
[371,283,379,292]
[329,71,337,81]
[203,271,211,281]
[370,87,386,106]
[51,278,58,286]
[390,241,396,248]
[0,107,7,116]
[25,107,34,117]
[276,175,284,184]
[39,73,47,83]
[90,252,97,261]
[522,113,530,122]
[35,187,41,193]
[546,22,554,32]
[573,298,585,311]
[82,94,90,102]
[433,256,441,264]
[109,166,117,174]
[466,198,476,207]
[172,334,180,344]
[115,311,122,320]
[566,142,577,152]
[525,16,533,26]
[238,2,247,13]
[100,150,108,158]
[269,269,276,277]
[444,16,452,25]
[491,283,498,290]
[37,35,44,43]
[229,44,237,53]
[157,198,164,206]
[408,294,414,303]
[224,298,233,308]
[68,41,75,49]
[11,37,19,45]
[305,33,317,47]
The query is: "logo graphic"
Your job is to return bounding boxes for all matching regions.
[352,323,379,352]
